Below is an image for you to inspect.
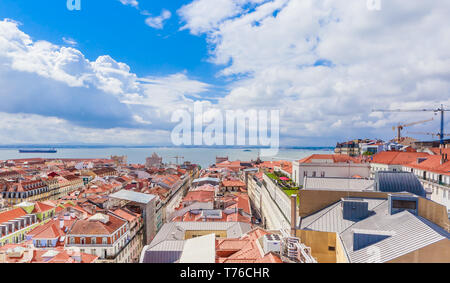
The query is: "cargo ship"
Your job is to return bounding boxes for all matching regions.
[19,148,57,153]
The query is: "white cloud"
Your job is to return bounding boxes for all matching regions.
[62,37,77,46]
[119,0,139,8]
[0,19,211,143]
[179,0,450,145]
[178,0,268,35]
[0,112,169,145]
[145,10,172,29]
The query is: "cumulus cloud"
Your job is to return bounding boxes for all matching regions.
[178,0,450,145]
[0,19,210,144]
[145,10,172,29]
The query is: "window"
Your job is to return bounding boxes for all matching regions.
[312,171,316,177]
[393,200,416,210]
[102,237,108,244]
[328,246,336,251]
[91,237,96,244]
[80,237,86,244]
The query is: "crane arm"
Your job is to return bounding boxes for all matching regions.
[402,118,433,127]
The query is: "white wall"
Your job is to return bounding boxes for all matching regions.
[293,161,371,186]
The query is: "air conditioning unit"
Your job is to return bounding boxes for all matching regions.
[263,234,281,254]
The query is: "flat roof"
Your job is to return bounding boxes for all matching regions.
[109,190,156,204]
[179,234,216,263]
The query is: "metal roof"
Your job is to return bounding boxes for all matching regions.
[301,197,450,263]
[192,177,220,183]
[149,221,251,249]
[375,171,426,197]
[304,177,375,191]
[179,234,216,263]
[142,221,252,263]
[341,201,450,262]
[109,190,156,204]
[300,198,385,233]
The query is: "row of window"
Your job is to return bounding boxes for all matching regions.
[303,171,326,178]
[70,237,109,245]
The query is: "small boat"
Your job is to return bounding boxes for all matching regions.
[19,148,57,153]
[243,149,252,152]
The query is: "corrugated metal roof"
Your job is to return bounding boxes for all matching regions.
[301,197,450,263]
[142,222,252,263]
[375,171,426,197]
[304,177,375,191]
[300,198,385,233]
[149,222,251,248]
[341,203,450,262]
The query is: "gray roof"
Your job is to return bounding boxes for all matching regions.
[300,198,450,263]
[375,171,426,197]
[304,177,375,191]
[192,177,220,183]
[141,221,252,263]
[300,198,385,233]
[341,201,450,262]
[109,190,156,204]
[151,222,251,246]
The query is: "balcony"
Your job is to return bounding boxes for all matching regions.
[419,177,450,188]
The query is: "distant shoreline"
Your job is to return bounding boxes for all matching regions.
[0,145,334,150]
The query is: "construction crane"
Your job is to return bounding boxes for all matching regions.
[391,118,433,142]
[373,104,450,145]
[407,131,450,139]
[172,156,184,165]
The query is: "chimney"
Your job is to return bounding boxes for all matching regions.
[290,194,297,237]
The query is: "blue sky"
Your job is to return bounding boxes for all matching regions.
[0,0,220,81]
[0,0,449,146]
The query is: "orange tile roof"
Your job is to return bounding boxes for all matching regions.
[406,155,450,176]
[0,208,27,224]
[183,191,215,203]
[112,208,140,222]
[298,154,361,164]
[32,202,55,213]
[68,214,126,236]
[216,228,282,263]
[222,180,246,187]
[371,151,430,165]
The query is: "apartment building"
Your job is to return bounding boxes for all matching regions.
[66,212,132,263]
[370,151,430,178]
[403,153,450,210]
[292,154,370,187]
